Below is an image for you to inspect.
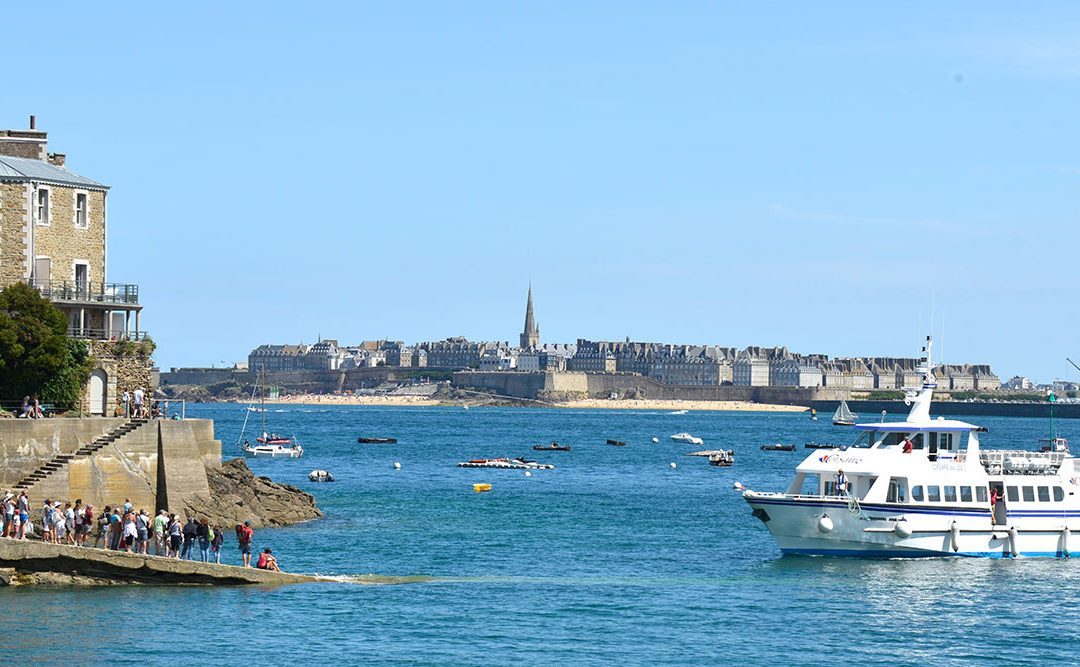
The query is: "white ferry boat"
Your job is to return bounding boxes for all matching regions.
[742,337,1077,558]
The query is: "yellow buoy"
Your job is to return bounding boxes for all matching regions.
[473,483,492,493]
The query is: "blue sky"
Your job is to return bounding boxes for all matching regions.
[5,3,1080,381]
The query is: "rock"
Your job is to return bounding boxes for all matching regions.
[180,458,322,529]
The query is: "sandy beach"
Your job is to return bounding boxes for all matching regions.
[231,394,808,412]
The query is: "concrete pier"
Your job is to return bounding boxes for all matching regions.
[0,539,319,586]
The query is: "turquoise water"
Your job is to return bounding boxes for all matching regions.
[2,405,1079,665]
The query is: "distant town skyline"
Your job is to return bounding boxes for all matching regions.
[6,5,1080,382]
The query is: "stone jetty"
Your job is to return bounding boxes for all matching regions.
[0,539,320,586]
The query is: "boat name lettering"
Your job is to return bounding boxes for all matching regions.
[931,463,965,472]
[818,454,863,465]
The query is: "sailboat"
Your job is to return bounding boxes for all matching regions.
[238,372,303,458]
[832,399,857,426]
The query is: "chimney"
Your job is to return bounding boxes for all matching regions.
[47,153,66,167]
[0,116,48,160]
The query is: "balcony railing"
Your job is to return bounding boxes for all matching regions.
[28,279,140,306]
[68,328,149,341]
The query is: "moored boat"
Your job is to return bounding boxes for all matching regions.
[358,437,398,444]
[803,442,840,450]
[832,400,857,427]
[741,337,1079,558]
[709,450,734,467]
[308,469,335,482]
[457,458,554,470]
[242,439,303,458]
[671,432,704,445]
[533,442,571,451]
[606,439,627,446]
[761,443,796,452]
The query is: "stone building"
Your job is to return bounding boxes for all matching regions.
[248,344,310,372]
[421,337,503,369]
[0,117,149,414]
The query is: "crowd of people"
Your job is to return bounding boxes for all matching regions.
[1,492,284,571]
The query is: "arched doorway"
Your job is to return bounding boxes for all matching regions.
[89,369,107,416]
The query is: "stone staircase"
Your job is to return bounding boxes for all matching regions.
[13,419,150,492]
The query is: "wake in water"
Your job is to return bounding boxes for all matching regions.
[312,573,436,585]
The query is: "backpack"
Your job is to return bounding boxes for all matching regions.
[207,527,215,542]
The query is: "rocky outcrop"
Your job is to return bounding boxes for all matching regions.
[0,539,319,586]
[180,458,322,529]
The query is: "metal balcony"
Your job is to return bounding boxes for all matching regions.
[27,279,140,308]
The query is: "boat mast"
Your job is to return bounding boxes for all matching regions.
[261,369,267,436]
[906,335,935,423]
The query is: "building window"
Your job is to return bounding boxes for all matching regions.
[36,188,50,225]
[75,193,88,228]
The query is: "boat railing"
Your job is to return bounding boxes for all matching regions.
[978,450,1067,475]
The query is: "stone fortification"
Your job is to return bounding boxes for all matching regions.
[453,370,848,404]
[0,418,219,514]
[0,418,318,528]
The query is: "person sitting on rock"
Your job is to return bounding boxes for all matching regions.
[256,547,281,572]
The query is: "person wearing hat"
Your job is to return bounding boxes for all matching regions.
[834,469,849,497]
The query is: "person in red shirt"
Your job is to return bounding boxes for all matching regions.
[238,521,254,567]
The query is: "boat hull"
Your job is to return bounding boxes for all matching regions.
[745,493,1075,558]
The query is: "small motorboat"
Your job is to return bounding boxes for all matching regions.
[358,437,398,444]
[242,440,303,459]
[308,469,335,482]
[533,442,571,451]
[606,438,627,446]
[670,432,704,445]
[669,409,689,415]
[708,450,734,467]
[761,443,796,452]
[457,458,554,470]
[803,441,839,450]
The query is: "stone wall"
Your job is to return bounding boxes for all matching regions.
[454,370,847,404]
[0,182,29,286]
[85,339,155,416]
[32,186,106,285]
[0,418,221,515]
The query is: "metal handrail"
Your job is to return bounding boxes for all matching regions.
[27,279,140,305]
[68,328,149,341]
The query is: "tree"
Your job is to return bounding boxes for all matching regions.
[0,282,91,410]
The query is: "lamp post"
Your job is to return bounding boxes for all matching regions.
[1048,389,1057,443]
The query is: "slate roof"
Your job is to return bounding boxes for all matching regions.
[0,155,107,190]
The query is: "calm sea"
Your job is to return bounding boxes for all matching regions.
[1,405,1079,666]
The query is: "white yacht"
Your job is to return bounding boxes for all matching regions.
[242,440,303,458]
[671,432,704,445]
[742,337,1078,558]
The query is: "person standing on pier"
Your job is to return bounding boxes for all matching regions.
[237,521,254,567]
[210,525,224,564]
[152,510,168,555]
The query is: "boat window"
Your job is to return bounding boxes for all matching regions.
[850,431,874,449]
[1038,486,1050,502]
[938,433,954,451]
[976,487,987,503]
[799,474,820,496]
[1006,486,1019,502]
[1022,486,1035,502]
[960,486,973,503]
[910,433,924,449]
[944,486,957,502]
[886,478,907,503]
[1054,487,1065,502]
[928,485,941,502]
[912,485,924,502]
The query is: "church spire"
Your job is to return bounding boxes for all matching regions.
[520,283,539,350]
